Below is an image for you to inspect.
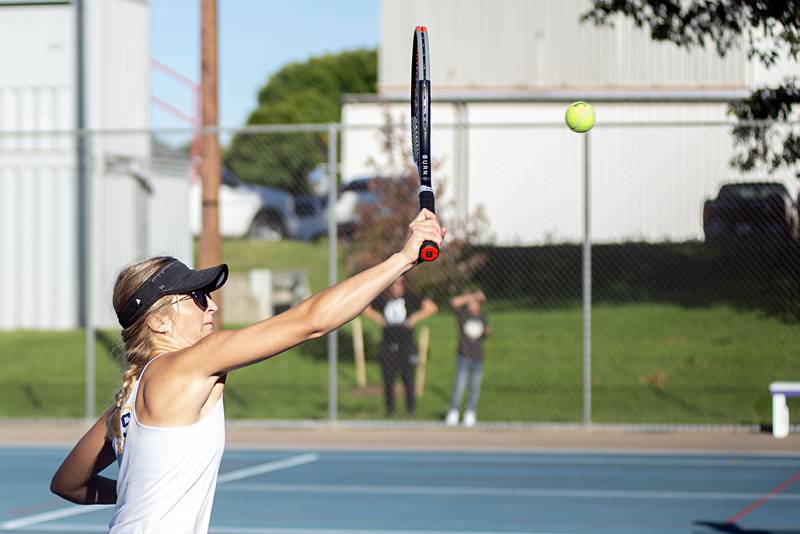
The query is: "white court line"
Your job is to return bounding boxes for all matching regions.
[6,523,106,532]
[218,482,800,501]
[0,507,107,531]
[217,454,317,483]
[0,450,68,458]
[227,453,800,469]
[0,454,318,531]
[206,529,549,534]
[11,523,564,534]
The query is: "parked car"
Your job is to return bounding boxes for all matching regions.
[293,195,328,242]
[335,176,396,236]
[190,168,325,241]
[703,182,800,245]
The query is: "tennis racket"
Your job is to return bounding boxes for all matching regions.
[411,25,439,262]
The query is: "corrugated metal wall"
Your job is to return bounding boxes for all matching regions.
[0,3,74,107]
[88,0,149,132]
[0,139,78,330]
[0,4,76,330]
[0,1,192,330]
[380,0,748,93]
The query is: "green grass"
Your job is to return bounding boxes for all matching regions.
[216,238,333,292]
[3,239,797,424]
[1,304,798,424]
[0,330,119,418]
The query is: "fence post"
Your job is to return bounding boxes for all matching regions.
[582,132,592,427]
[327,123,339,423]
[83,129,94,423]
[454,102,468,222]
[76,0,95,421]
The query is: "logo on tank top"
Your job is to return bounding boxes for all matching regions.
[463,318,484,340]
[383,298,408,325]
[115,406,132,457]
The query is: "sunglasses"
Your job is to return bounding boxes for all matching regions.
[174,291,211,312]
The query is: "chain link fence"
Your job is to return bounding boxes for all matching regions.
[1,120,798,427]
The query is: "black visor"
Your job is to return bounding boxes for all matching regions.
[116,259,228,328]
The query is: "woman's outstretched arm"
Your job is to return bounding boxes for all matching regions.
[188,209,445,375]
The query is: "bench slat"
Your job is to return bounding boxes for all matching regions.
[770,382,800,395]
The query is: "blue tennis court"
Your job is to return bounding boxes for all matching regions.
[1,446,798,533]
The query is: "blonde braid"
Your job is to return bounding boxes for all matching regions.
[106,256,177,442]
[106,332,150,441]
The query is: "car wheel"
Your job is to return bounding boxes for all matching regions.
[248,211,284,241]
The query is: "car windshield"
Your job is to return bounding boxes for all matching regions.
[295,197,318,216]
[221,167,242,187]
[341,180,372,193]
[719,183,787,201]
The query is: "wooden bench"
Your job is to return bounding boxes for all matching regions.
[769,382,800,438]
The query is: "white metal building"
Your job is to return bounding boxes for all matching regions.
[0,0,191,330]
[342,0,798,245]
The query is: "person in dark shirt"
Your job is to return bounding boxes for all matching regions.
[445,289,491,427]
[364,276,438,416]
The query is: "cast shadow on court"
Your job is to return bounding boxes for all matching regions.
[695,520,800,533]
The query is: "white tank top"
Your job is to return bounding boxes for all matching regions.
[108,355,225,534]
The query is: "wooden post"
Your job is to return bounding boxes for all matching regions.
[199,0,223,327]
[353,317,366,388]
[415,326,430,398]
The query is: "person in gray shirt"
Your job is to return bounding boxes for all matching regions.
[445,289,491,427]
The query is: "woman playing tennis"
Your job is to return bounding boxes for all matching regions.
[50,209,444,533]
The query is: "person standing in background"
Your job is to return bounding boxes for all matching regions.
[364,277,438,417]
[445,289,490,427]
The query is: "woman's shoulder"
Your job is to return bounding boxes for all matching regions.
[138,351,174,380]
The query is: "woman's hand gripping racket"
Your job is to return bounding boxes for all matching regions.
[412,26,439,262]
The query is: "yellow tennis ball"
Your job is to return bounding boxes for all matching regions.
[565,101,595,133]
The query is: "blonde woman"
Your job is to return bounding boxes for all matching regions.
[50,209,444,533]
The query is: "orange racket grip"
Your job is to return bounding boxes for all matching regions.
[419,241,439,262]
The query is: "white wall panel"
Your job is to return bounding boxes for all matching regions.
[0,4,72,87]
[52,164,78,329]
[149,174,192,266]
[0,4,75,330]
[380,0,749,93]
[93,0,149,137]
[0,156,77,330]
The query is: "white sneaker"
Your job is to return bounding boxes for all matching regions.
[463,410,476,427]
[445,409,459,426]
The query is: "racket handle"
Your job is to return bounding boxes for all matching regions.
[419,241,439,262]
[419,191,435,213]
[418,191,438,262]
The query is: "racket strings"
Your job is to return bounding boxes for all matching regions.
[411,116,420,163]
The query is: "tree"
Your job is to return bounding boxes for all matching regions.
[225,48,377,194]
[583,1,800,175]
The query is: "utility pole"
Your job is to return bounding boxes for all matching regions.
[199,0,223,326]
